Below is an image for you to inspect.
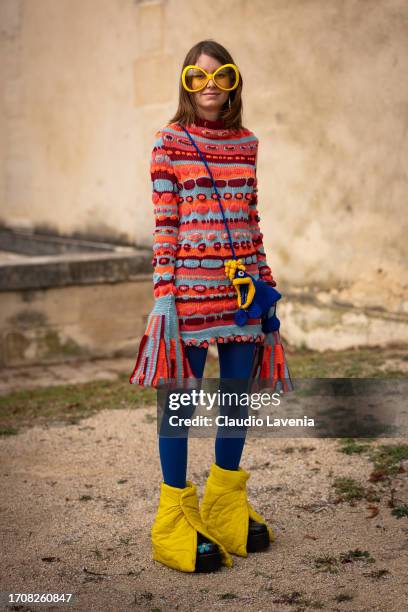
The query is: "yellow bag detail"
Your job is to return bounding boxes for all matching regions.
[200,463,274,557]
[151,480,233,572]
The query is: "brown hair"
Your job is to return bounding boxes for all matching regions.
[168,39,244,132]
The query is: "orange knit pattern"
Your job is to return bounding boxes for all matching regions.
[150,116,276,348]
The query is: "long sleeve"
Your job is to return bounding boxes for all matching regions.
[150,131,180,298]
[129,131,193,387]
[248,144,277,287]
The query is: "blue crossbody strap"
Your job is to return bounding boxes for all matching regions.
[178,123,237,260]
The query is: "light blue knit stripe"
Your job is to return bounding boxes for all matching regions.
[153,242,177,250]
[153,272,175,283]
[152,178,177,191]
[139,316,161,386]
[153,135,172,149]
[172,160,256,170]
[174,254,257,269]
[180,323,264,344]
[179,210,253,224]
[170,315,184,384]
[175,293,237,301]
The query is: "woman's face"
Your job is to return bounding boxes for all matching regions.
[191,53,230,118]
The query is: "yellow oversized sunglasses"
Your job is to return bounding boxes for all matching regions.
[181,63,240,93]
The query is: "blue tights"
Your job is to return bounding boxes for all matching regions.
[158,341,256,489]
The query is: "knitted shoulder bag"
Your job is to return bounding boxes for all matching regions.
[178,122,281,333]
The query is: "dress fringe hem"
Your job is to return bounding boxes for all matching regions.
[129,297,294,392]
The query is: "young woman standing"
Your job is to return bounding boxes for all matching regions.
[130,39,293,573]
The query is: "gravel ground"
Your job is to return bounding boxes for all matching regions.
[1,399,407,612]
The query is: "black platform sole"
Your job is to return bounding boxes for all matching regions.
[247,529,270,552]
[247,520,270,553]
[195,549,222,572]
[195,533,222,573]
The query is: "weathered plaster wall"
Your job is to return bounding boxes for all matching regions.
[1,0,407,334]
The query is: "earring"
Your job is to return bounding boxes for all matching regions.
[228,96,231,110]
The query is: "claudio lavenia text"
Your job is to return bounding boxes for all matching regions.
[167,415,315,428]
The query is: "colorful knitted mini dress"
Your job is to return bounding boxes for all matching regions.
[129,114,293,390]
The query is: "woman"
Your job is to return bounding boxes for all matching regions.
[130,40,293,573]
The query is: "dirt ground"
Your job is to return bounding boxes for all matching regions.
[0,353,407,612]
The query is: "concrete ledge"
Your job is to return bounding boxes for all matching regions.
[0,227,153,290]
[0,251,152,291]
[0,227,123,255]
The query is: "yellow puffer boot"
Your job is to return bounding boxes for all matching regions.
[151,480,233,572]
[200,463,275,557]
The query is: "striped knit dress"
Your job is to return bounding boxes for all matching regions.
[130,114,293,390]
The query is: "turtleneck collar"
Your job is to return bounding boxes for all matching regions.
[193,114,226,129]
